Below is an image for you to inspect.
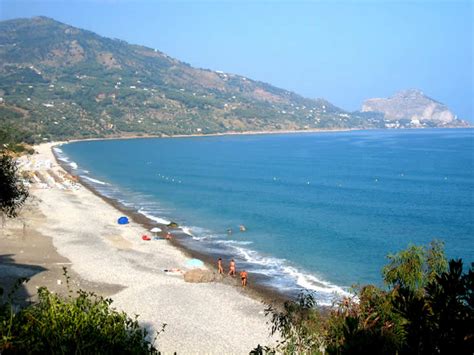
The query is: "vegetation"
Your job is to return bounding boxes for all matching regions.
[0,270,160,354]
[0,17,393,147]
[0,157,159,353]
[0,153,29,219]
[254,241,473,354]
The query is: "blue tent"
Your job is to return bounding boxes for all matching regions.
[117,216,129,225]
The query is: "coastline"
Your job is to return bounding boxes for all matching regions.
[6,142,278,353]
[63,125,472,145]
[50,127,471,305]
[7,127,469,350]
[53,136,352,306]
[65,127,361,144]
[56,151,289,306]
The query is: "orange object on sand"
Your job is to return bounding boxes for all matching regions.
[142,235,151,241]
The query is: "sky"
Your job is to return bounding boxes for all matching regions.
[1,0,473,120]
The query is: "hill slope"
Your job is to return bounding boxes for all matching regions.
[0,17,468,144]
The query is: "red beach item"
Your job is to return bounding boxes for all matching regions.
[142,235,151,241]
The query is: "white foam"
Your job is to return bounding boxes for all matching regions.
[81,175,109,185]
[69,162,78,169]
[282,265,351,298]
[57,155,69,162]
[138,209,170,225]
[191,235,208,241]
[181,226,195,237]
[214,239,254,246]
[230,245,351,305]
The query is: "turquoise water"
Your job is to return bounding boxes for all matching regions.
[58,129,474,304]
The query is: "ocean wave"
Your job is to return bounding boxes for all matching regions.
[214,239,254,246]
[181,226,196,237]
[282,265,351,298]
[69,162,78,169]
[81,175,109,185]
[55,154,69,163]
[231,245,350,305]
[138,209,171,225]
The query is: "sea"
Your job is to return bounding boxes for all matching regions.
[56,129,474,305]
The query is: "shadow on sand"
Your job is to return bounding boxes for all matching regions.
[0,253,46,305]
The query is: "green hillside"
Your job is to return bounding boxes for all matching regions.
[0,17,465,145]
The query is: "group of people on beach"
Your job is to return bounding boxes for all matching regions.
[217,258,248,288]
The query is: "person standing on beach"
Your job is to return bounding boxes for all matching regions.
[217,258,224,274]
[240,270,248,288]
[228,259,236,276]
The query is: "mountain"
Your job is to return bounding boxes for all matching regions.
[0,17,468,145]
[362,89,469,128]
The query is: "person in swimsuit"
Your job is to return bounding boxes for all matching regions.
[240,270,248,288]
[217,257,224,274]
[228,259,236,276]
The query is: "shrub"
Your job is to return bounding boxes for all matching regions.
[255,241,473,355]
[0,269,160,354]
[0,153,29,219]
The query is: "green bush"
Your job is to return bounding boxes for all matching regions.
[254,241,473,355]
[0,270,160,354]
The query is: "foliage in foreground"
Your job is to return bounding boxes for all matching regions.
[0,270,159,354]
[253,241,474,355]
[0,153,29,219]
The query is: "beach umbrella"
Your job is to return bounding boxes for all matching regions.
[150,227,162,233]
[117,216,129,225]
[185,258,204,268]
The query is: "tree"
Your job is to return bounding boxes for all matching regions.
[0,153,29,219]
[382,240,448,293]
[424,259,473,354]
[254,291,324,354]
[254,241,471,355]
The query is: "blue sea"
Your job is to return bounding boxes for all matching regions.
[57,129,474,305]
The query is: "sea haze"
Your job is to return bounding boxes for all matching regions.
[59,129,474,305]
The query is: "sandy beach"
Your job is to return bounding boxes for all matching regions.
[0,142,276,354]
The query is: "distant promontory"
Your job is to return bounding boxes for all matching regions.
[362,89,469,128]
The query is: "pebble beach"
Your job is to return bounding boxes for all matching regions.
[0,143,275,354]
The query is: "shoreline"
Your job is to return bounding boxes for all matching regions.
[60,125,472,145]
[53,144,290,306]
[8,142,279,353]
[65,127,361,144]
[50,127,471,305]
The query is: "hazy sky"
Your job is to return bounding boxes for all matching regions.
[1,0,473,120]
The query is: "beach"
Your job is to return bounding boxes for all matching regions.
[0,142,276,354]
